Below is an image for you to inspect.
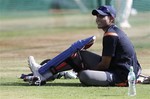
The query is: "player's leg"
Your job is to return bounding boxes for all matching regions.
[116,0,133,28]
[27,36,96,85]
[78,70,115,86]
[27,56,74,85]
[26,50,100,85]
[58,50,102,72]
[21,58,73,81]
[79,50,102,70]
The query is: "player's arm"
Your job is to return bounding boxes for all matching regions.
[95,32,118,71]
[95,56,112,70]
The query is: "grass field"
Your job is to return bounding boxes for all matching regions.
[0,12,150,99]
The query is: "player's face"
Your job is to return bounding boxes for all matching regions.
[96,14,112,29]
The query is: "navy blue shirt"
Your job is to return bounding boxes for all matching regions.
[102,25,141,82]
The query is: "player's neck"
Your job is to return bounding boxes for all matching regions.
[102,26,110,32]
[102,23,114,32]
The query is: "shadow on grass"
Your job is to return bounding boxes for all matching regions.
[45,82,82,87]
[1,81,149,87]
[100,95,122,97]
[0,81,83,87]
[0,82,30,86]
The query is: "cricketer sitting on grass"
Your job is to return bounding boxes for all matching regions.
[21,5,142,86]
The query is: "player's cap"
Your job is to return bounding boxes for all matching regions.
[92,5,116,18]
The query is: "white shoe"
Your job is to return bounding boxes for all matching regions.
[142,76,150,84]
[28,56,46,83]
[64,71,77,79]
[120,21,131,28]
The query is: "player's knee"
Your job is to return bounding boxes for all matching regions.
[78,70,92,86]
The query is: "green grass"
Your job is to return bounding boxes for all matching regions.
[0,77,150,99]
[0,10,86,20]
[0,12,150,99]
[0,27,95,38]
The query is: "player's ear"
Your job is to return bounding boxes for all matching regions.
[109,16,115,23]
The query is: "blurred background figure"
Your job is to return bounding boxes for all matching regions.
[115,0,137,28]
[97,0,137,28]
[97,0,112,5]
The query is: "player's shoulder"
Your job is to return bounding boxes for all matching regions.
[104,32,118,37]
[104,25,119,37]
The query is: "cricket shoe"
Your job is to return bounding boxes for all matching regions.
[64,71,77,79]
[142,76,150,84]
[28,56,46,86]
[23,76,46,85]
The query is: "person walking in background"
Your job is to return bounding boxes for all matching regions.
[115,0,134,28]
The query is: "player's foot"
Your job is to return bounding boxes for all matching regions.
[23,76,46,85]
[142,76,150,84]
[120,21,131,28]
[20,73,33,79]
[28,56,46,85]
[64,71,77,79]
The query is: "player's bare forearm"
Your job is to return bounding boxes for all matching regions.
[94,56,111,71]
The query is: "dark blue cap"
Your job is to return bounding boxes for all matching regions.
[92,5,116,18]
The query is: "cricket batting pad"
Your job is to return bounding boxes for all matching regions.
[38,36,96,75]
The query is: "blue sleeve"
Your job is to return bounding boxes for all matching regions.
[102,36,118,56]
